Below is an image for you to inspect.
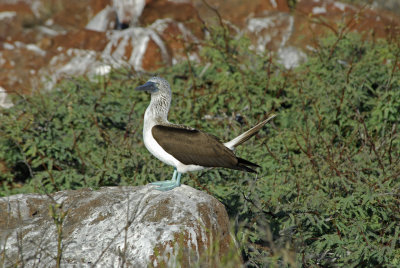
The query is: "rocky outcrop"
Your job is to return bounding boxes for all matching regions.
[0,185,236,267]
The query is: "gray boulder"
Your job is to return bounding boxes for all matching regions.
[0,185,236,267]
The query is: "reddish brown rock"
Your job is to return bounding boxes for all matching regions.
[1,0,400,96]
[246,12,293,52]
[51,29,108,51]
[291,0,400,48]
[0,43,48,94]
[0,3,37,41]
[86,5,117,32]
[153,19,200,64]
[142,38,167,70]
[90,0,112,15]
[193,0,289,27]
[52,0,111,29]
[112,0,155,26]
[141,0,204,38]
[101,25,172,71]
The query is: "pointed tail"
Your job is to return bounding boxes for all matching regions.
[224,114,276,150]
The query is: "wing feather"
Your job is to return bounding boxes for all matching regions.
[152,125,238,169]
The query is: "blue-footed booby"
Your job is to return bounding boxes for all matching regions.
[136,76,276,191]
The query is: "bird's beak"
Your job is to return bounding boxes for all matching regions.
[135,81,158,93]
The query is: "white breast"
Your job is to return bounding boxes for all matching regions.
[144,126,206,173]
[143,125,178,167]
[143,103,206,173]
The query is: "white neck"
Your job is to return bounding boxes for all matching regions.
[143,92,171,131]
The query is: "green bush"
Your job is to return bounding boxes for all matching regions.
[1,31,399,266]
[0,76,154,193]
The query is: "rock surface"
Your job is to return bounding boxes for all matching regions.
[0,185,234,267]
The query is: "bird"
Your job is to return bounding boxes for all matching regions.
[136,76,276,191]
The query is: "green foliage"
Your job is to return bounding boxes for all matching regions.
[0,75,157,194]
[1,30,400,266]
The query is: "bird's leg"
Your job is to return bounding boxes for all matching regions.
[150,168,182,191]
[172,168,177,181]
[176,172,182,186]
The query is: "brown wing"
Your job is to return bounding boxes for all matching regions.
[152,124,240,169]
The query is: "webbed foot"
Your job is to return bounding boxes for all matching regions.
[150,169,182,191]
[151,180,181,191]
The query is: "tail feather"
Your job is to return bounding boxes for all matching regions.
[238,165,257,173]
[224,114,276,150]
[237,158,259,173]
[237,157,260,168]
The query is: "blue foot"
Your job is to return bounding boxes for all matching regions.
[151,180,174,186]
[151,180,181,191]
[150,170,182,192]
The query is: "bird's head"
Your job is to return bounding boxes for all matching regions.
[135,76,171,97]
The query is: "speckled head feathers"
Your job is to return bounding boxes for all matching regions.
[147,76,171,96]
[138,77,172,121]
[136,76,172,96]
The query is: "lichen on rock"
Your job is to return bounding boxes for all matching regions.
[0,185,236,267]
